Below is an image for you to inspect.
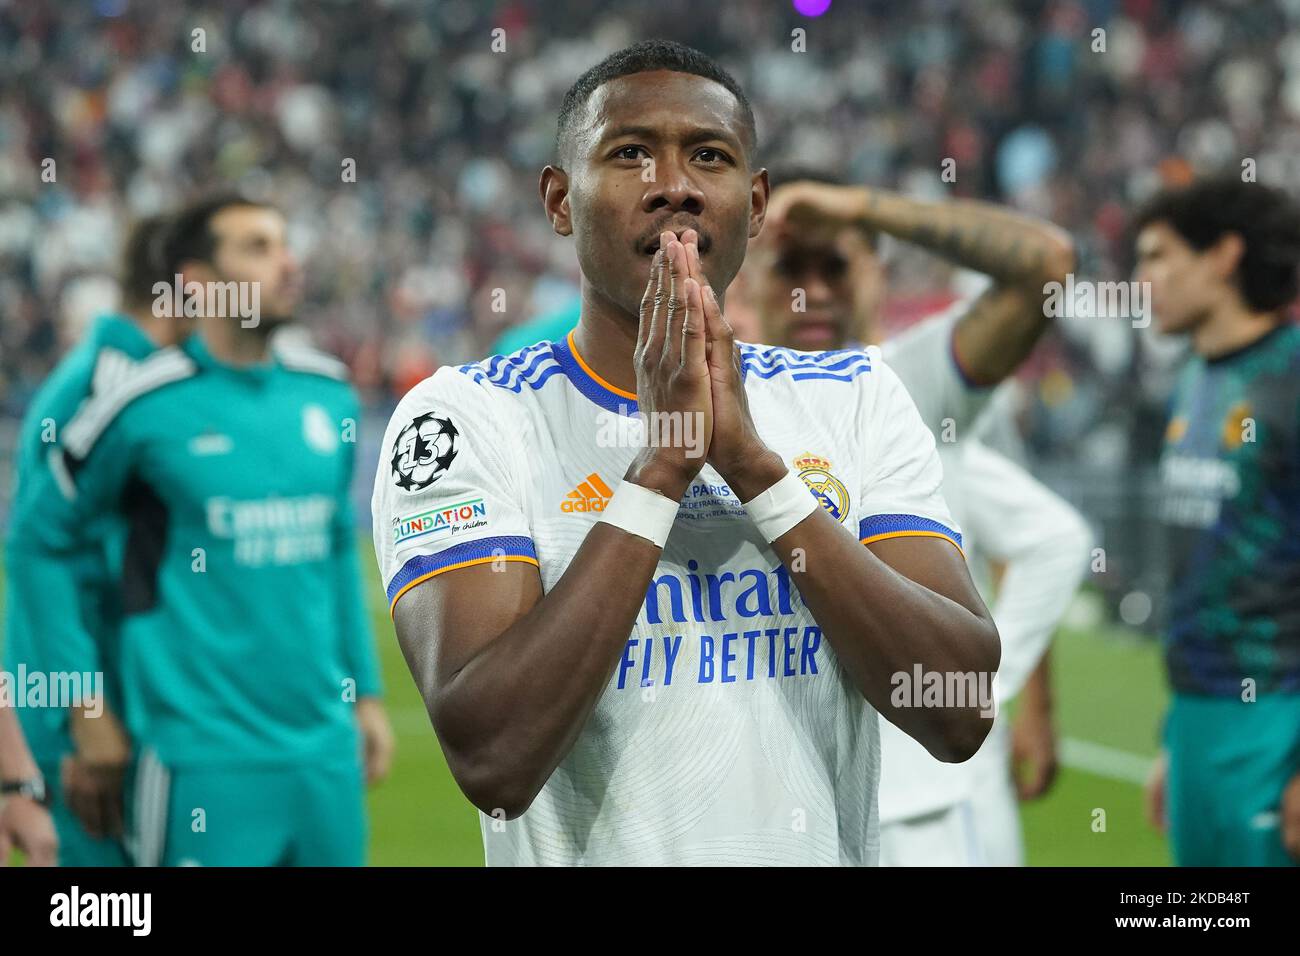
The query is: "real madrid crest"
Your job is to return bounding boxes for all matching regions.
[793,453,850,523]
[302,403,340,454]
[1220,401,1253,451]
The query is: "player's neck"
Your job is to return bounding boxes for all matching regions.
[199,315,273,367]
[571,283,640,395]
[1192,302,1280,361]
[126,307,172,348]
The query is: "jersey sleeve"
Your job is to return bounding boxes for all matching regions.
[880,305,993,439]
[332,391,382,699]
[371,367,537,616]
[5,341,180,720]
[856,347,964,555]
[17,393,142,679]
[4,395,107,686]
[18,348,194,681]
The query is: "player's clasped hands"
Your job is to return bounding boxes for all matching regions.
[629,227,779,502]
[629,229,714,496]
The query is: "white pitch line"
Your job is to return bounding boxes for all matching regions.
[1060,737,1154,785]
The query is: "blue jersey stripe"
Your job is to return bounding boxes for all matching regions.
[858,513,963,549]
[551,335,639,415]
[742,353,870,374]
[457,341,563,393]
[742,361,872,383]
[487,342,554,384]
[739,346,867,369]
[738,343,872,383]
[387,535,539,608]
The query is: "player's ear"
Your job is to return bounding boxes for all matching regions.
[178,258,216,287]
[1208,231,1245,285]
[539,165,573,238]
[748,167,770,240]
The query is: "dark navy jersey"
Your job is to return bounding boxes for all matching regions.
[1159,323,1300,695]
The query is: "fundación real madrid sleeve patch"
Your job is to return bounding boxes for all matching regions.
[377,388,538,614]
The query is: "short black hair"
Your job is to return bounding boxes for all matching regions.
[554,39,757,169]
[119,213,171,308]
[161,191,272,277]
[767,164,877,249]
[1132,174,1300,313]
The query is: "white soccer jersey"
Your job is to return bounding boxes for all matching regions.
[877,312,1090,830]
[879,301,993,439]
[372,331,962,866]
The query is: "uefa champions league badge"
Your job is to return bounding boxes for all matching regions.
[793,453,850,523]
[391,411,459,493]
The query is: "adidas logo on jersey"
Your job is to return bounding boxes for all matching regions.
[562,473,613,512]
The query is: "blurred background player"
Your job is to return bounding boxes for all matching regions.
[739,172,1091,864]
[20,194,393,866]
[1133,175,1300,866]
[3,214,185,866]
[0,703,58,865]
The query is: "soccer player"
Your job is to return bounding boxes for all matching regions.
[24,193,392,866]
[374,39,1000,866]
[0,704,58,865]
[4,214,184,866]
[1132,175,1300,866]
[740,173,1090,864]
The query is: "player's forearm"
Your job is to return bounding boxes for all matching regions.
[432,506,679,819]
[855,188,1076,290]
[1020,652,1053,717]
[771,510,999,762]
[950,287,1053,386]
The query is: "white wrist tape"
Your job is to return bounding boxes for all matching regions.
[743,469,817,543]
[597,480,680,548]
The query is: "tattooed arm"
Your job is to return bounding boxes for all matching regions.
[766,181,1076,385]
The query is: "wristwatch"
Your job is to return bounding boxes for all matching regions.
[0,777,51,809]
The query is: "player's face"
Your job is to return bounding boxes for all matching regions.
[747,226,882,350]
[1134,221,1214,335]
[559,70,766,317]
[208,206,304,326]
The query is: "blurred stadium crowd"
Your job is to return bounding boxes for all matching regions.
[2,0,1299,623]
